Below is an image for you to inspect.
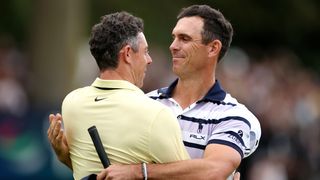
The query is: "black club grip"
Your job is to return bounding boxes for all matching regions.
[88,125,110,168]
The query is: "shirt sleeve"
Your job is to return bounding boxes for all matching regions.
[246,113,261,157]
[208,116,251,159]
[148,107,190,163]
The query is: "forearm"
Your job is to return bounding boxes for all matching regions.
[147,159,232,180]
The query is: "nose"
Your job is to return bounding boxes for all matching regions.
[147,54,152,65]
[169,38,179,52]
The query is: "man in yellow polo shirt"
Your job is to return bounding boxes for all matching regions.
[48,11,189,180]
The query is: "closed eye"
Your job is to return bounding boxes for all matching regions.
[172,34,193,43]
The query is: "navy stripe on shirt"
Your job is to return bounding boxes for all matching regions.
[208,139,244,158]
[179,115,251,128]
[223,131,245,146]
[183,141,206,150]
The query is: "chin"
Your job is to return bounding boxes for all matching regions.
[173,65,186,76]
[172,65,180,73]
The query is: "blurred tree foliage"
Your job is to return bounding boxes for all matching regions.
[0,0,32,46]
[1,0,319,72]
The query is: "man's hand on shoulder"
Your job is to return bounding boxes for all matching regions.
[47,113,72,169]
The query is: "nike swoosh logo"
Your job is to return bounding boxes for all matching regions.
[94,97,107,102]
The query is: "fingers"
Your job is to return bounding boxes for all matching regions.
[47,113,63,145]
[48,114,55,135]
[54,121,62,141]
[57,127,64,141]
[48,114,57,137]
[97,169,107,180]
[55,113,62,121]
[49,114,54,123]
[47,114,55,138]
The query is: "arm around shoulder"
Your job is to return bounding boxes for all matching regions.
[146,143,241,180]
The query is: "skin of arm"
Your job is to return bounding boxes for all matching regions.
[47,113,73,170]
[97,144,241,180]
[144,144,241,180]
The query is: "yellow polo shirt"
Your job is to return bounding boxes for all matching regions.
[62,78,190,180]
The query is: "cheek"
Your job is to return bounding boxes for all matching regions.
[137,55,146,72]
[184,43,198,58]
[184,46,199,63]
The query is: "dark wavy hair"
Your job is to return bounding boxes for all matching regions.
[89,11,144,70]
[177,5,233,61]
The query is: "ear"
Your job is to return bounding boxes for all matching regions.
[119,45,132,64]
[207,39,222,59]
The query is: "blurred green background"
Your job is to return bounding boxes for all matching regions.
[0,0,319,179]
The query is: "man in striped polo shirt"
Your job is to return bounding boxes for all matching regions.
[96,5,261,180]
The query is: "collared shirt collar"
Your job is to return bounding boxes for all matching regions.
[91,78,144,95]
[158,78,226,102]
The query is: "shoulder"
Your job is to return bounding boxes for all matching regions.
[62,86,91,106]
[139,94,169,111]
[123,89,169,113]
[223,94,258,121]
[64,86,89,99]
[222,93,261,156]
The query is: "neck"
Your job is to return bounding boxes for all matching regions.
[99,68,132,83]
[173,75,215,110]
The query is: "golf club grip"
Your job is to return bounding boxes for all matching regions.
[88,126,110,168]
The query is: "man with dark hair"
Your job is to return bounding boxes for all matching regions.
[48,11,190,180]
[49,5,261,180]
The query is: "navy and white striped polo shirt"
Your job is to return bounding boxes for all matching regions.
[147,79,261,159]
